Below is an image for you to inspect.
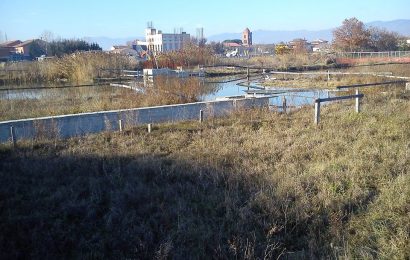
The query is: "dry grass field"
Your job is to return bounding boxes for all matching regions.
[0,90,409,258]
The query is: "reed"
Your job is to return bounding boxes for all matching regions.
[0,52,139,85]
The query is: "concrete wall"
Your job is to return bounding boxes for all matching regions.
[0,97,270,143]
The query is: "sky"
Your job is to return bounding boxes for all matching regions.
[1,0,409,40]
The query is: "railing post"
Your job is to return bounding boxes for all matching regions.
[282,96,287,113]
[199,110,204,123]
[314,99,320,125]
[118,119,123,132]
[10,126,16,148]
[355,89,360,113]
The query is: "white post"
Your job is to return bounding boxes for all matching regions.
[10,126,16,148]
[118,119,123,132]
[147,123,152,133]
[406,82,410,91]
[314,100,320,125]
[355,89,360,113]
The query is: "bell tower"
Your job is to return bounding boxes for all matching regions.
[242,28,252,46]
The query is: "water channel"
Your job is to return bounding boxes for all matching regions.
[0,76,335,108]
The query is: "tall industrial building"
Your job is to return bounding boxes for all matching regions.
[144,23,190,53]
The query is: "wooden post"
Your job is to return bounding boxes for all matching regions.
[10,126,16,148]
[147,123,152,133]
[355,89,360,113]
[247,67,250,81]
[199,110,204,123]
[282,96,287,113]
[118,119,123,132]
[314,100,321,125]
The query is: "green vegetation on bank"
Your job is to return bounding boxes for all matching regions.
[0,93,408,258]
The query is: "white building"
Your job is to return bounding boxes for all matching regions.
[145,27,190,53]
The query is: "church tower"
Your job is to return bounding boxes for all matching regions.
[242,28,252,46]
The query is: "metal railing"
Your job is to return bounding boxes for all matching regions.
[336,51,410,59]
[314,80,408,125]
[314,91,363,125]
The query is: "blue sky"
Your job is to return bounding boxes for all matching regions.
[1,0,409,40]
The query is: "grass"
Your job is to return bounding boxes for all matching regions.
[260,63,410,90]
[216,53,333,70]
[0,92,408,258]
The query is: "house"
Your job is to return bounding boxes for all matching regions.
[14,39,46,59]
[311,39,330,52]
[0,40,23,48]
[109,41,148,60]
[110,45,128,51]
[223,42,242,48]
[14,40,36,56]
[289,38,312,52]
[311,39,328,46]
[0,40,22,61]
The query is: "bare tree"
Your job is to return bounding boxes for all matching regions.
[332,18,370,51]
[39,30,54,56]
[368,27,400,51]
[40,30,54,42]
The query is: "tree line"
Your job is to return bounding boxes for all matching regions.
[30,39,102,58]
[333,17,410,52]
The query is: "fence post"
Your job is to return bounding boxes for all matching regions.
[199,110,204,123]
[314,99,320,125]
[355,89,360,113]
[282,96,287,113]
[10,126,16,148]
[406,82,410,91]
[118,119,123,132]
[147,123,152,133]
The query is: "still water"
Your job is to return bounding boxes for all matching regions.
[202,78,335,107]
[0,77,335,108]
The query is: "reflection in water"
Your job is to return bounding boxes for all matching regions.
[201,78,335,107]
[0,77,335,108]
[0,85,116,100]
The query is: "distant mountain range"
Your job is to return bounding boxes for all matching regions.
[85,19,410,49]
[207,19,410,44]
[83,36,142,50]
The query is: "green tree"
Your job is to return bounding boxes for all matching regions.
[48,39,102,56]
[29,40,46,59]
[223,39,243,45]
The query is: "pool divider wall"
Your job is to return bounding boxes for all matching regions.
[0,97,270,143]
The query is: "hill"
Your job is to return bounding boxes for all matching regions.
[207,19,410,44]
